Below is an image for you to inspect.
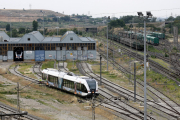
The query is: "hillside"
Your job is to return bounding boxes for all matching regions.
[0,9,65,22]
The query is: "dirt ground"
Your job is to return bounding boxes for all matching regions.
[0,62,119,120]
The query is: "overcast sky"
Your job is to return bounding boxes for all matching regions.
[1,0,180,18]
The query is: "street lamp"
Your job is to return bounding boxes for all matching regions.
[137,11,152,120]
[105,16,110,71]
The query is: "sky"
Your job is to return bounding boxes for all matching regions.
[1,0,180,18]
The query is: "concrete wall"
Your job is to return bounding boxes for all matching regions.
[66,51,78,60]
[87,50,96,60]
[45,51,56,59]
[24,51,35,60]
[8,51,13,60]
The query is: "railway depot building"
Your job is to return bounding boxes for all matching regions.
[0,31,96,62]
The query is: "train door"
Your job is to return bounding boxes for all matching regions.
[58,78,63,89]
[56,47,63,60]
[74,83,77,94]
[13,47,23,61]
[62,47,66,60]
[35,47,45,61]
[82,47,87,61]
[77,47,82,60]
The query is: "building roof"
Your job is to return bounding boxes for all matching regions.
[28,31,45,41]
[0,31,96,43]
[0,31,10,41]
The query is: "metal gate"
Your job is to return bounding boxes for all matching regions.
[35,50,45,61]
[57,51,66,60]
[82,47,87,61]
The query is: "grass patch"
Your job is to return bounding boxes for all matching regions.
[56,99,65,104]
[25,95,34,99]
[31,108,39,111]
[0,84,5,87]
[42,61,54,69]
[148,45,163,53]
[0,91,16,94]
[37,100,48,105]
[150,58,170,69]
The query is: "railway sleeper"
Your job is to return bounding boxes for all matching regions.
[104,85,129,102]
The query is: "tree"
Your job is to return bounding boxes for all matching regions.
[19,28,25,34]
[151,17,157,22]
[166,16,174,21]
[12,29,18,37]
[6,24,10,31]
[32,20,38,31]
[109,19,125,27]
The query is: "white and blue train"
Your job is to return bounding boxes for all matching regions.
[42,68,99,97]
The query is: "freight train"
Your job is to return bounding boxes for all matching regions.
[41,68,99,97]
[108,34,144,51]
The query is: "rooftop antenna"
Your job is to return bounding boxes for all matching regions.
[29,4,31,10]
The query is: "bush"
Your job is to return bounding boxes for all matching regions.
[165,53,169,57]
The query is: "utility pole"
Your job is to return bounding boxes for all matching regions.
[143,18,147,120]
[113,44,114,69]
[10,13,12,37]
[17,82,20,119]
[40,11,45,36]
[100,55,102,85]
[129,62,131,84]
[137,11,153,120]
[107,24,108,71]
[43,12,44,36]
[106,16,110,71]
[134,63,136,102]
[92,95,95,120]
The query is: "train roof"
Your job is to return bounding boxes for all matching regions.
[42,68,95,84]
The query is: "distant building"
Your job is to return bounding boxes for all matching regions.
[0,31,96,62]
[85,27,97,33]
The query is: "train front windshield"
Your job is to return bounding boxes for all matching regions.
[17,51,21,54]
[86,79,96,90]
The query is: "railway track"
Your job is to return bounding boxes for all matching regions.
[98,48,180,118]
[33,62,42,78]
[100,37,180,84]
[77,61,180,119]
[1,65,43,120]
[77,62,155,120]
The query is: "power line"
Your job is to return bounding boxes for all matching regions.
[90,7,180,16]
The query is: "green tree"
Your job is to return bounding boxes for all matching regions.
[19,27,25,34]
[166,16,174,21]
[32,20,38,31]
[12,29,18,37]
[109,19,125,27]
[6,24,10,31]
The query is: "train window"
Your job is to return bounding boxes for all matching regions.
[76,83,87,93]
[63,79,74,89]
[81,84,87,93]
[28,38,30,41]
[48,75,58,84]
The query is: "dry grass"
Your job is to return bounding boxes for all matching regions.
[95,107,120,120]
[0,68,7,74]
